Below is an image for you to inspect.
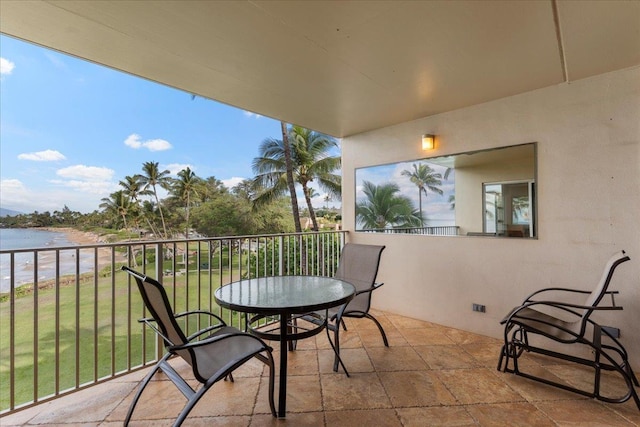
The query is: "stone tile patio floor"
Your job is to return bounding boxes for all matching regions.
[2,311,638,426]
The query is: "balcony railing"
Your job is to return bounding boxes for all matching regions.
[360,226,459,235]
[0,230,347,414]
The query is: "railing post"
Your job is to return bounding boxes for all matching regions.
[154,243,164,361]
[278,235,284,276]
[155,243,163,281]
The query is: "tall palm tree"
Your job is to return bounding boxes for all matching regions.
[356,181,421,230]
[401,163,443,224]
[138,161,171,238]
[118,175,146,233]
[170,167,201,238]
[251,124,341,231]
[99,190,131,231]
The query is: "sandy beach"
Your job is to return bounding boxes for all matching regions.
[41,226,104,245]
[42,227,114,268]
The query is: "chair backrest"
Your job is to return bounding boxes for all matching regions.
[582,250,630,321]
[334,243,385,314]
[122,267,194,367]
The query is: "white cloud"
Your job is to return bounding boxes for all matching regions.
[0,57,15,75]
[0,178,116,214]
[18,149,66,161]
[124,133,172,151]
[165,163,193,176]
[124,134,142,148]
[145,139,172,151]
[56,165,114,181]
[0,178,26,193]
[243,111,262,119]
[49,179,115,195]
[222,177,245,189]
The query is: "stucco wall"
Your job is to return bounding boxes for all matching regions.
[341,67,640,369]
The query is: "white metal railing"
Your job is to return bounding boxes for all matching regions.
[359,226,459,235]
[0,230,346,414]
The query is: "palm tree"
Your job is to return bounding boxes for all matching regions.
[252,124,341,231]
[138,161,171,238]
[356,181,421,230]
[170,167,201,238]
[99,190,131,231]
[118,175,147,234]
[400,163,443,224]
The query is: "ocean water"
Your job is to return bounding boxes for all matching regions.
[0,228,94,293]
[0,228,75,250]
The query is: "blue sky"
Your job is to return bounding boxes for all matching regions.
[0,35,339,214]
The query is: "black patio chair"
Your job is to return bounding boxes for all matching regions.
[300,243,387,374]
[122,266,276,426]
[497,250,640,410]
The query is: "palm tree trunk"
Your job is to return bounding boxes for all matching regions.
[154,189,168,239]
[418,190,423,226]
[302,185,319,231]
[281,121,306,273]
[282,122,302,233]
[184,193,190,239]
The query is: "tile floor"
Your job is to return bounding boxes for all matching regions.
[2,311,638,426]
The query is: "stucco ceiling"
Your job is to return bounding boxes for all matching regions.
[1,1,639,138]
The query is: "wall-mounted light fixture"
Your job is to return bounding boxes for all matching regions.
[421,134,435,150]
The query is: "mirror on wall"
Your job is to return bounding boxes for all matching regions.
[355,142,537,238]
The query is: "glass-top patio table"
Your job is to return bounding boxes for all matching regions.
[214,275,355,418]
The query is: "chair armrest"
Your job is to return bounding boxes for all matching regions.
[172,310,228,341]
[354,282,384,297]
[174,310,227,325]
[501,299,623,326]
[523,287,590,302]
[168,330,270,352]
[526,300,622,311]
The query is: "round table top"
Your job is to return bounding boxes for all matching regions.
[214,275,355,315]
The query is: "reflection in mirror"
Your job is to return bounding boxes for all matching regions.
[484,181,535,237]
[355,143,537,238]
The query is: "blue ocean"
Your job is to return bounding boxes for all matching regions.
[0,228,87,293]
[0,228,74,250]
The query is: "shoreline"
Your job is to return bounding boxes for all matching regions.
[38,226,106,246]
[0,228,116,295]
[39,226,114,267]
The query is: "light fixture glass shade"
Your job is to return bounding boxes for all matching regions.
[422,134,435,150]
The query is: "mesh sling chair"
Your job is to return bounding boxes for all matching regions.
[300,243,387,375]
[497,251,640,410]
[122,267,276,426]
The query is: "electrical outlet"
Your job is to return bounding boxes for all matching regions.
[472,303,486,313]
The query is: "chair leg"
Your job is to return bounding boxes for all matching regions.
[364,313,389,347]
[328,325,350,376]
[173,382,214,427]
[497,344,507,371]
[124,355,170,426]
[265,351,277,417]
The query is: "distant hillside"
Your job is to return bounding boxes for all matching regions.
[0,208,22,217]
